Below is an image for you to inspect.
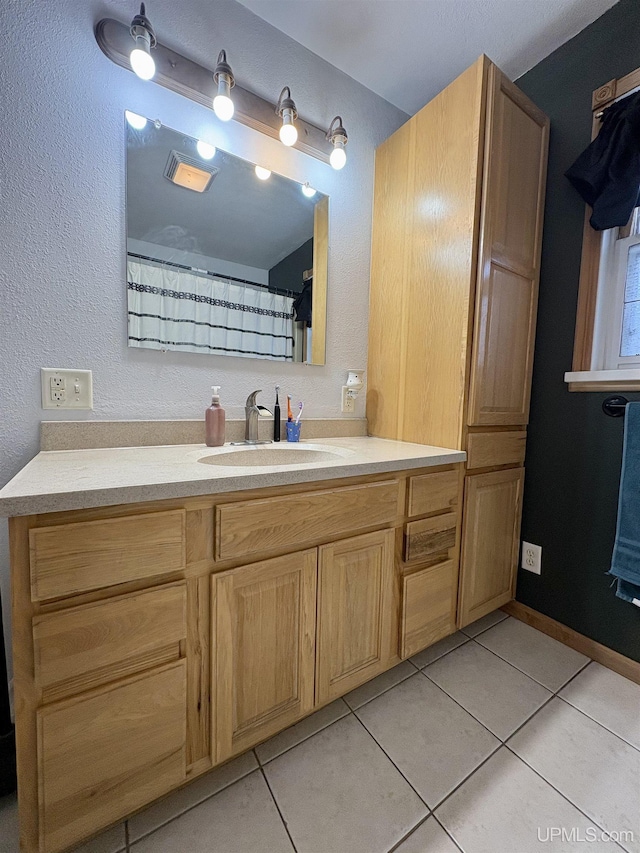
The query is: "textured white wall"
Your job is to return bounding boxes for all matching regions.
[0,0,407,676]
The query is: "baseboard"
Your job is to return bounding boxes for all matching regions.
[502,600,640,686]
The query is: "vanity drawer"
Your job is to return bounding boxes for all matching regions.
[407,468,459,517]
[400,560,457,659]
[404,512,457,563]
[216,480,400,561]
[466,430,527,470]
[33,582,187,700]
[29,510,187,601]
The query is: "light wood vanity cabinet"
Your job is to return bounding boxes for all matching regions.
[367,55,549,626]
[10,463,463,852]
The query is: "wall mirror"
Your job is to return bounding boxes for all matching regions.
[126,115,328,363]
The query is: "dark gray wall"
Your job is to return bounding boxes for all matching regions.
[268,238,313,296]
[516,0,640,661]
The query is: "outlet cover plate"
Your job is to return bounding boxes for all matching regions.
[41,368,93,410]
[521,541,542,575]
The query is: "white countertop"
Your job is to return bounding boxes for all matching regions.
[0,437,465,516]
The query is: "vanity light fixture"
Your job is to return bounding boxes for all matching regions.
[213,50,235,122]
[125,110,148,130]
[277,87,298,147]
[129,3,156,81]
[255,165,272,181]
[327,116,348,170]
[196,140,216,160]
[301,182,317,198]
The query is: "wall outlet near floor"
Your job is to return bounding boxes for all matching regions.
[41,368,93,410]
[521,541,542,575]
[341,386,356,414]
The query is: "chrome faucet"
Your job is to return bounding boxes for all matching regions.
[232,390,273,445]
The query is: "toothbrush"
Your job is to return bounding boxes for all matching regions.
[295,402,304,425]
[274,386,281,442]
[287,395,293,422]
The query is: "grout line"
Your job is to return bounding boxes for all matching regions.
[459,611,509,640]
[472,635,591,693]
[350,712,431,811]
[254,703,352,765]
[416,668,506,742]
[409,635,470,671]
[430,742,503,814]
[497,691,556,743]
[502,745,629,852]
[126,759,259,844]
[385,812,432,853]
[259,765,298,853]
[554,692,640,754]
[344,665,418,712]
[124,820,130,852]
[432,813,466,853]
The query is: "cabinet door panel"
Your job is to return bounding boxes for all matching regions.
[458,468,524,627]
[37,661,186,853]
[468,67,549,427]
[212,550,317,762]
[401,560,458,659]
[316,530,397,704]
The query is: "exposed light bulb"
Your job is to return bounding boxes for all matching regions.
[125,110,148,130]
[330,144,347,170]
[130,45,155,80]
[302,183,316,198]
[213,93,234,122]
[196,140,216,159]
[129,4,156,80]
[280,120,298,147]
[255,165,272,181]
[213,51,235,122]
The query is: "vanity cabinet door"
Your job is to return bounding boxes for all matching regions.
[37,661,186,853]
[316,530,397,704]
[458,468,524,627]
[211,550,317,763]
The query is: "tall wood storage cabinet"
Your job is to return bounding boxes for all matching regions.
[367,55,549,627]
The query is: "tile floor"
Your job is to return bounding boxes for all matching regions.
[2,611,639,853]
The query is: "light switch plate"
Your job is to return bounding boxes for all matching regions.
[41,368,93,410]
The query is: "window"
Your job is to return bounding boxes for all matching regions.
[567,68,640,391]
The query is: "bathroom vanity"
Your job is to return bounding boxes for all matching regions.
[1,437,465,853]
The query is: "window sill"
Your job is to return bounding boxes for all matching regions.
[565,369,640,392]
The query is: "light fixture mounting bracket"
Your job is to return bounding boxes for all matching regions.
[95,18,333,163]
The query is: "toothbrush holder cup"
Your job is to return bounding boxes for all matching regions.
[286,422,302,442]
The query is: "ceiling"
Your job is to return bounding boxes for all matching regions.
[236,0,618,114]
[127,122,320,271]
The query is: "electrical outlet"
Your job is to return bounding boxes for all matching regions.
[521,541,542,575]
[341,386,355,414]
[41,368,93,410]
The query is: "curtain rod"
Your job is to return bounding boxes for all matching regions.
[595,84,640,119]
[127,251,298,298]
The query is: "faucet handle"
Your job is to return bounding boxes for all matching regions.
[245,389,262,407]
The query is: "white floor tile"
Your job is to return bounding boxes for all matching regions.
[71,825,126,852]
[459,609,508,637]
[425,641,551,740]
[344,661,416,710]
[131,770,293,853]
[509,699,640,852]
[437,747,621,853]
[560,662,640,749]
[475,616,589,691]
[394,816,460,853]
[264,714,427,853]
[409,632,468,669]
[128,750,258,841]
[255,699,350,763]
[356,672,499,807]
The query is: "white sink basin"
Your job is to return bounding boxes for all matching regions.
[198,443,349,467]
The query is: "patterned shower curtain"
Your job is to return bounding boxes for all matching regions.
[127,256,294,360]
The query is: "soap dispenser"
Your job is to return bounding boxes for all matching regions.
[205,386,226,447]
